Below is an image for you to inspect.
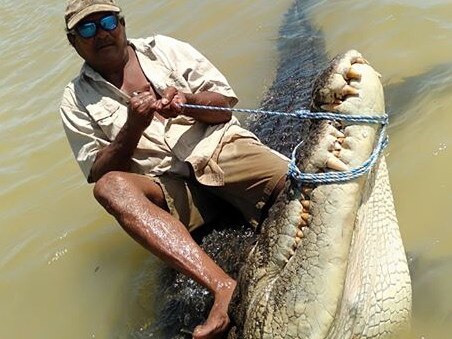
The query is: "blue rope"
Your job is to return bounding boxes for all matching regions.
[180,103,389,184]
[180,104,388,125]
[288,128,388,185]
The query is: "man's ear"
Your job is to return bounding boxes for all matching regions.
[67,33,76,47]
[119,16,125,27]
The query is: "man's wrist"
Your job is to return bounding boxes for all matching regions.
[185,93,195,104]
[125,115,152,133]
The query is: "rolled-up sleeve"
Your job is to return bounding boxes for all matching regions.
[60,86,109,181]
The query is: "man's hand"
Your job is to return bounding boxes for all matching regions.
[91,90,157,183]
[128,91,158,128]
[158,86,187,119]
[129,86,187,123]
[130,86,232,125]
[157,87,233,125]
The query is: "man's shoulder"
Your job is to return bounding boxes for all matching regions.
[153,34,189,46]
[62,64,102,112]
[63,61,104,105]
[131,34,192,54]
[61,78,78,106]
[61,72,86,107]
[64,76,79,91]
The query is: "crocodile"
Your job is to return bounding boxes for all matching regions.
[228,50,412,339]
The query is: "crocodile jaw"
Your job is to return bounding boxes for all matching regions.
[235,51,411,338]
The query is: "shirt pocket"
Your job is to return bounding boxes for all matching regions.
[88,99,126,141]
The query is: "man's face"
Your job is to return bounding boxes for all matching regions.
[69,11,128,72]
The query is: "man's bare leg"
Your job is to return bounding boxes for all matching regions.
[93,171,236,339]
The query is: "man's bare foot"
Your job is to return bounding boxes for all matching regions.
[193,278,237,339]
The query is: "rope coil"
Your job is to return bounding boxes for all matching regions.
[180,103,389,184]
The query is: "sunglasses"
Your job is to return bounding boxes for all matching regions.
[72,14,119,39]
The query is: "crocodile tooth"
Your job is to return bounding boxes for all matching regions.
[355,56,369,64]
[302,187,313,195]
[301,213,310,222]
[333,150,341,157]
[295,237,302,244]
[297,230,304,238]
[327,156,349,171]
[346,67,362,80]
[342,85,359,97]
[321,104,339,112]
[334,130,345,138]
[334,141,342,151]
[333,121,343,130]
[337,137,345,144]
[301,200,310,210]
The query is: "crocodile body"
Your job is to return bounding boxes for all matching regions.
[229,50,412,338]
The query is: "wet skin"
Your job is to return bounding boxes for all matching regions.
[68,11,239,339]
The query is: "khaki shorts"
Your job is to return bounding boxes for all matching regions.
[154,137,288,232]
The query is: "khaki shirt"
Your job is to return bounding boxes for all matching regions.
[60,35,257,185]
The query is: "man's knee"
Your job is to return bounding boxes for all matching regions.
[93,171,131,209]
[93,171,168,212]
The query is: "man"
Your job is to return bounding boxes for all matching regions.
[60,0,288,337]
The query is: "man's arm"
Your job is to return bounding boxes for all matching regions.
[158,87,233,124]
[183,91,232,124]
[88,120,145,183]
[89,88,233,182]
[89,94,156,183]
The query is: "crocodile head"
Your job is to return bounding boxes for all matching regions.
[230,50,411,339]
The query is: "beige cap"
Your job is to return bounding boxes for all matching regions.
[65,0,121,30]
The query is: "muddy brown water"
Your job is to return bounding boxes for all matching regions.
[0,1,450,338]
